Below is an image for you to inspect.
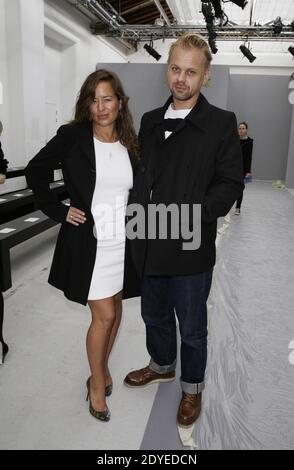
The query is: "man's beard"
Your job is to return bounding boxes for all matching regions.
[171,84,193,101]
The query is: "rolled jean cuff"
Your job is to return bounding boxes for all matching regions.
[149,358,176,374]
[181,380,205,394]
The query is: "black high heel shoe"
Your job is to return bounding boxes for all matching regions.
[105,383,113,397]
[86,377,111,422]
[0,341,9,364]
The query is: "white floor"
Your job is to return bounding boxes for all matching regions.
[1,227,158,450]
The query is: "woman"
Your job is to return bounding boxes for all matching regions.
[235,121,253,215]
[25,69,139,421]
[0,120,9,364]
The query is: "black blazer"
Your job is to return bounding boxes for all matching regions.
[25,121,140,305]
[128,93,244,276]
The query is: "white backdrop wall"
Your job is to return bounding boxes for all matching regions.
[0,0,9,161]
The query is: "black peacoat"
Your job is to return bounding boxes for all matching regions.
[25,121,140,305]
[127,93,244,277]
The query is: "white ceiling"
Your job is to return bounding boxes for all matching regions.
[166,0,294,26]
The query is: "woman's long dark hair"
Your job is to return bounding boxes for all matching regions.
[72,69,139,160]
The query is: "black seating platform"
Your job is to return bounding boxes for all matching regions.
[0,206,68,292]
[0,180,67,224]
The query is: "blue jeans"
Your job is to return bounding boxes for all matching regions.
[141,270,213,394]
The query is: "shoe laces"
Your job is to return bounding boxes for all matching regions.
[183,393,198,405]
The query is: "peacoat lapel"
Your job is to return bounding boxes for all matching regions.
[147,92,211,144]
[76,121,96,171]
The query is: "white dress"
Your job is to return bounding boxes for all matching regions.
[87,138,133,300]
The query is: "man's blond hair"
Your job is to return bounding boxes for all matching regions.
[168,33,212,69]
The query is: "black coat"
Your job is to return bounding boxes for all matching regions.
[25,121,140,305]
[240,137,253,175]
[128,93,244,276]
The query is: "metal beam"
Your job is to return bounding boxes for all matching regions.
[121,1,154,16]
[153,0,171,26]
[65,0,136,51]
[97,24,294,41]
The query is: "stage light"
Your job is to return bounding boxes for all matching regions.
[211,0,223,19]
[230,0,248,9]
[240,44,256,63]
[144,43,162,61]
[201,1,214,25]
[273,17,283,35]
[209,36,218,54]
[201,0,218,51]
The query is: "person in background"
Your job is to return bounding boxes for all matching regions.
[0,120,9,363]
[0,120,9,184]
[235,121,253,215]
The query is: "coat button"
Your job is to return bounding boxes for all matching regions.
[141,166,146,173]
[90,169,96,173]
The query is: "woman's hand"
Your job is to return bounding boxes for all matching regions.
[0,174,6,184]
[66,206,87,226]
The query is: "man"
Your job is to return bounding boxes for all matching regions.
[124,33,244,427]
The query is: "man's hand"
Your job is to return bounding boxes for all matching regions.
[0,174,6,184]
[66,206,87,226]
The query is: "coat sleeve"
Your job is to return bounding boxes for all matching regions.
[25,124,75,223]
[202,112,244,224]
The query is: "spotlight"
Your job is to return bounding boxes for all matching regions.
[211,0,223,19]
[211,0,228,26]
[201,1,218,45]
[289,46,294,57]
[144,43,161,61]
[201,1,214,25]
[273,16,283,35]
[209,36,218,54]
[240,44,256,63]
[230,0,248,9]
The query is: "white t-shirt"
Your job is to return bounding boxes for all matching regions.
[164,104,192,139]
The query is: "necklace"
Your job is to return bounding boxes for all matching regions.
[93,131,118,159]
[93,129,117,143]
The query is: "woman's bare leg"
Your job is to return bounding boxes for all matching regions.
[104,291,123,386]
[87,297,116,411]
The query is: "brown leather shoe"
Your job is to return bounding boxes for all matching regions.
[177,392,202,427]
[124,365,175,388]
